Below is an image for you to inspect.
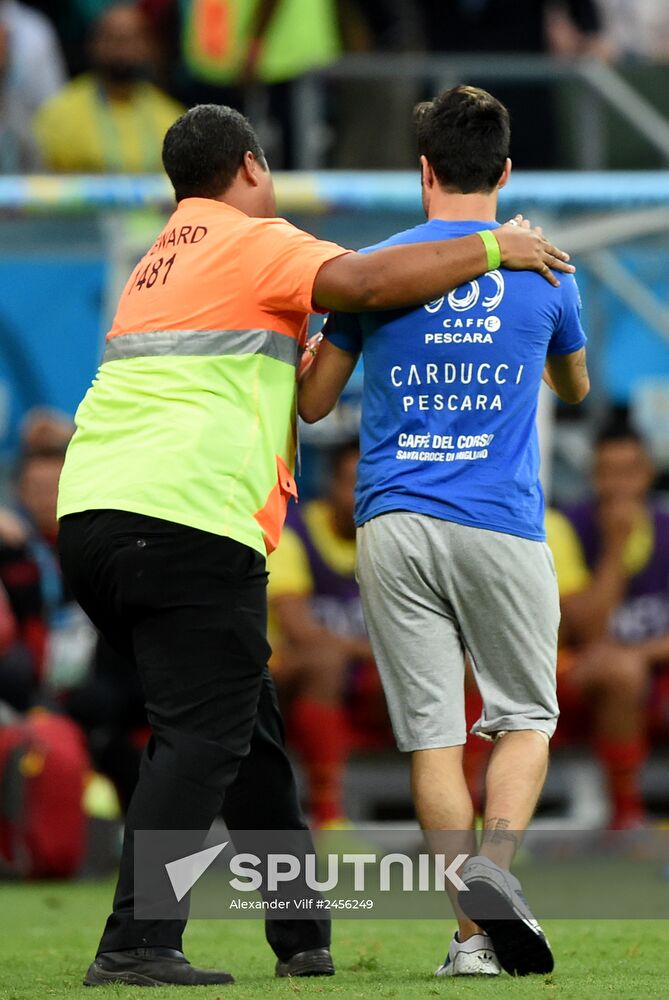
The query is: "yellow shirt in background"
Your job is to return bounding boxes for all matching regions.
[267,500,357,653]
[33,75,184,173]
[545,509,591,598]
[268,500,357,600]
[545,506,654,598]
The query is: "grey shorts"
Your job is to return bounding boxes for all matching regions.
[356,512,560,752]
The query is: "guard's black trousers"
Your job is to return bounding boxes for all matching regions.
[59,509,329,960]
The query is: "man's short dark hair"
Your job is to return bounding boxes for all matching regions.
[162,104,265,202]
[414,85,511,194]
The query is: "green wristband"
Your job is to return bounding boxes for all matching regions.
[476,229,502,272]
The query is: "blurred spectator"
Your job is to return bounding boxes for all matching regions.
[33,2,183,172]
[597,0,669,61]
[548,422,669,827]
[268,440,390,826]
[418,0,603,168]
[0,0,66,170]
[333,0,425,169]
[0,24,40,171]
[20,405,75,456]
[14,445,96,683]
[0,0,66,109]
[5,411,98,700]
[17,448,63,544]
[0,579,16,653]
[0,443,54,711]
[3,408,143,809]
[20,1,117,75]
[178,0,341,167]
[0,529,45,711]
[51,1,179,82]
[0,412,76,709]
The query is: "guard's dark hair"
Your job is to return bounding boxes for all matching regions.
[162,104,265,202]
[414,85,510,194]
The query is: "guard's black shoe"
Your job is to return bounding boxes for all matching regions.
[275,947,335,977]
[458,856,554,977]
[83,947,235,986]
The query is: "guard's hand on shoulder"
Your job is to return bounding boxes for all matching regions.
[496,215,575,287]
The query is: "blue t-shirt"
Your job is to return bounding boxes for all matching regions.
[323,219,587,541]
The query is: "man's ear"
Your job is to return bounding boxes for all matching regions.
[240,151,261,187]
[497,157,512,190]
[420,154,435,191]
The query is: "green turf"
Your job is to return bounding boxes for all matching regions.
[1,879,668,1000]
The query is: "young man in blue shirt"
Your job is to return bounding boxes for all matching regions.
[299,85,589,979]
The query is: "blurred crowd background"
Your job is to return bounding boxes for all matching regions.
[2,0,669,878]
[3,0,669,172]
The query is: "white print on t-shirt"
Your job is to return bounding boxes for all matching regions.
[395,430,496,464]
[390,266,529,461]
[390,362,525,415]
[390,362,524,388]
[425,270,505,316]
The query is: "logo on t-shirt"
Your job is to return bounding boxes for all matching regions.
[424,270,505,338]
[448,270,505,314]
[424,270,505,316]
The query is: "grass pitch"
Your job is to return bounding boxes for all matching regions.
[1,879,668,1000]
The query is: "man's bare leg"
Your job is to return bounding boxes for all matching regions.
[480,731,549,868]
[411,746,480,941]
[456,731,554,977]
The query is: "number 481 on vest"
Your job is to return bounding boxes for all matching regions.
[130,253,177,294]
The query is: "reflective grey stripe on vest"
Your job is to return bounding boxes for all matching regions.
[102,328,300,367]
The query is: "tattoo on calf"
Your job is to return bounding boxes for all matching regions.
[482,817,519,848]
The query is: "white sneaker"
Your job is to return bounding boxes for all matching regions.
[435,932,501,977]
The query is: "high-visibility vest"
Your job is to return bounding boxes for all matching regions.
[181,0,341,85]
[57,197,349,555]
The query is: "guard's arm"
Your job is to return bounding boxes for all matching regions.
[312,222,574,313]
